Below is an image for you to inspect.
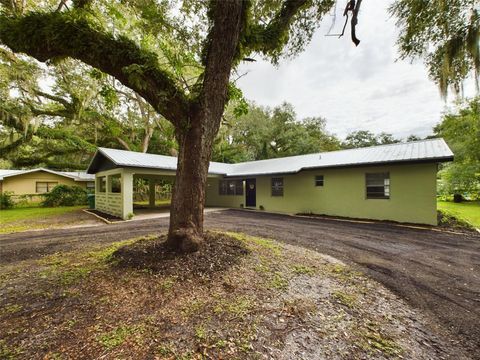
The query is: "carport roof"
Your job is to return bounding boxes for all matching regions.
[87,138,454,176]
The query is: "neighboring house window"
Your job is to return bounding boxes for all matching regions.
[36,182,58,193]
[366,172,390,199]
[271,177,284,196]
[110,174,122,193]
[219,180,243,196]
[98,177,106,193]
[315,175,324,186]
[86,182,95,192]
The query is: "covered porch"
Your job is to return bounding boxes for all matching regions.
[94,168,177,220]
[93,167,224,220]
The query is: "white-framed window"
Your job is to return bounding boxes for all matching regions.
[36,182,58,193]
[366,172,390,199]
[315,175,324,186]
[271,177,284,197]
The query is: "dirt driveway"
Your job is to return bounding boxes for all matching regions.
[1,209,479,357]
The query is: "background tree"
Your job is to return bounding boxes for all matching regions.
[390,0,479,97]
[0,48,176,168]
[213,102,340,162]
[435,97,480,198]
[342,130,400,149]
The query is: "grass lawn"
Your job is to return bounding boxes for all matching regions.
[133,199,171,207]
[0,206,94,234]
[437,201,480,228]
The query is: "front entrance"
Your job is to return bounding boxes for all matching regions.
[245,178,256,207]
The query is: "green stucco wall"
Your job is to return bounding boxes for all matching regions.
[206,163,438,225]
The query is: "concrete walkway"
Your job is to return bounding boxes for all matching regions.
[131,207,225,220]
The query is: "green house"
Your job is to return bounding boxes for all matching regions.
[86,138,453,225]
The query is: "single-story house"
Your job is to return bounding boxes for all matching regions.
[0,168,95,200]
[86,138,453,225]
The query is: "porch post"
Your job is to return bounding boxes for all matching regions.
[121,170,134,220]
[149,179,156,208]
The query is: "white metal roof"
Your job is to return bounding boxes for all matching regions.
[0,168,94,181]
[88,138,453,176]
[92,147,233,174]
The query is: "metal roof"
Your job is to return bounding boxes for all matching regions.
[0,168,94,181]
[87,138,453,176]
[89,147,233,174]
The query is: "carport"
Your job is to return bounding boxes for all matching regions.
[86,147,228,219]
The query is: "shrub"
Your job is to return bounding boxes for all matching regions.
[42,185,88,207]
[0,192,14,209]
[453,193,464,203]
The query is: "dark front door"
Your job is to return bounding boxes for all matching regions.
[245,178,256,207]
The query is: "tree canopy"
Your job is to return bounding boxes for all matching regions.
[213,102,340,163]
[435,97,480,198]
[390,0,479,97]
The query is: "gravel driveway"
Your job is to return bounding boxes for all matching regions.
[1,209,479,357]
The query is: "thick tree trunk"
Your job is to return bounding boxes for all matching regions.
[166,0,247,252]
[166,112,213,252]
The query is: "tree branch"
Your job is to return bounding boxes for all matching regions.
[0,11,190,126]
[33,89,71,108]
[242,0,310,55]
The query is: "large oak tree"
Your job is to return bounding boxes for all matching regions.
[0,0,337,252]
[0,0,477,252]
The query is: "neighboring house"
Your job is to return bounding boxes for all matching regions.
[0,168,95,200]
[86,138,454,225]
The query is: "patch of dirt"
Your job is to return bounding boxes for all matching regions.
[112,232,250,280]
[297,211,478,234]
[85,209,123,222]
[0,231,470,359]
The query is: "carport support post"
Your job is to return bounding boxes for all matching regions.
[149,179,156,208]
[121,171,134,220]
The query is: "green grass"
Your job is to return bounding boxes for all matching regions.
[0,206,85,233]
[437,201,480,228]
[132,199,171,206]
[0,206,84,224]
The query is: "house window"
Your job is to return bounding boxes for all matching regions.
[219,180,243,196]
[98,176,106,193]
[110,174,122,193]
[366,172,390,199]
[36,182,58,193]
[315,175,324,187]
[271,177,284,196]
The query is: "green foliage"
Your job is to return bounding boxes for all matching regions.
[438,200,480,228]
[435,97,480,197]
[42,185,88,207]
[0,191,14,209]
[390,0,479,97]
[213,102,341,163]
[342,130,401,149]
[97,325,140,350]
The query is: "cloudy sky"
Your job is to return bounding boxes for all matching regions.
[237,0,476,140]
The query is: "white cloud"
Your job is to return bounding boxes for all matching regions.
[236,0,475,140]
